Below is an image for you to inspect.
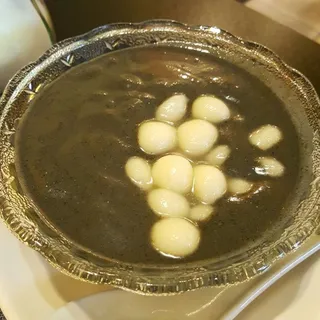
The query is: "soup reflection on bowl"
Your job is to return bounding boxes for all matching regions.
[0,21,319,295]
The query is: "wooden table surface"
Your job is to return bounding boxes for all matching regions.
[45,0,320,94]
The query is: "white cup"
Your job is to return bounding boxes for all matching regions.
[0,0,54,90]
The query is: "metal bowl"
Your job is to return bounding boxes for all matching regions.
[0,20,319,295]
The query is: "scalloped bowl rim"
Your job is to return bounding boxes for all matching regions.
[0,20,320,295]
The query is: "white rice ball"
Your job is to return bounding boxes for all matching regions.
[228,178,253,194]
[152,155,193,194]
[138,121,177,155]
[151,218,200,258]
[155,94,188,123]
[189,204,214,222]
[249,124,283,150]
[205,145,231,166]
[193,165,227,204]
[192,95,230,123]
[125,156,153,190]
[177,119,218,157]
[147,189,190,218]
[255,157,285,177]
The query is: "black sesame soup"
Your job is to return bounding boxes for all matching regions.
[14,45,300,264]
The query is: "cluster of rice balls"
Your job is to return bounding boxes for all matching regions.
[125,94,284,259]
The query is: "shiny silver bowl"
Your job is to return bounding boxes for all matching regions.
[0,20,319,295]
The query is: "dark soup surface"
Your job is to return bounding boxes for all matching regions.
[15,45,300,264]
